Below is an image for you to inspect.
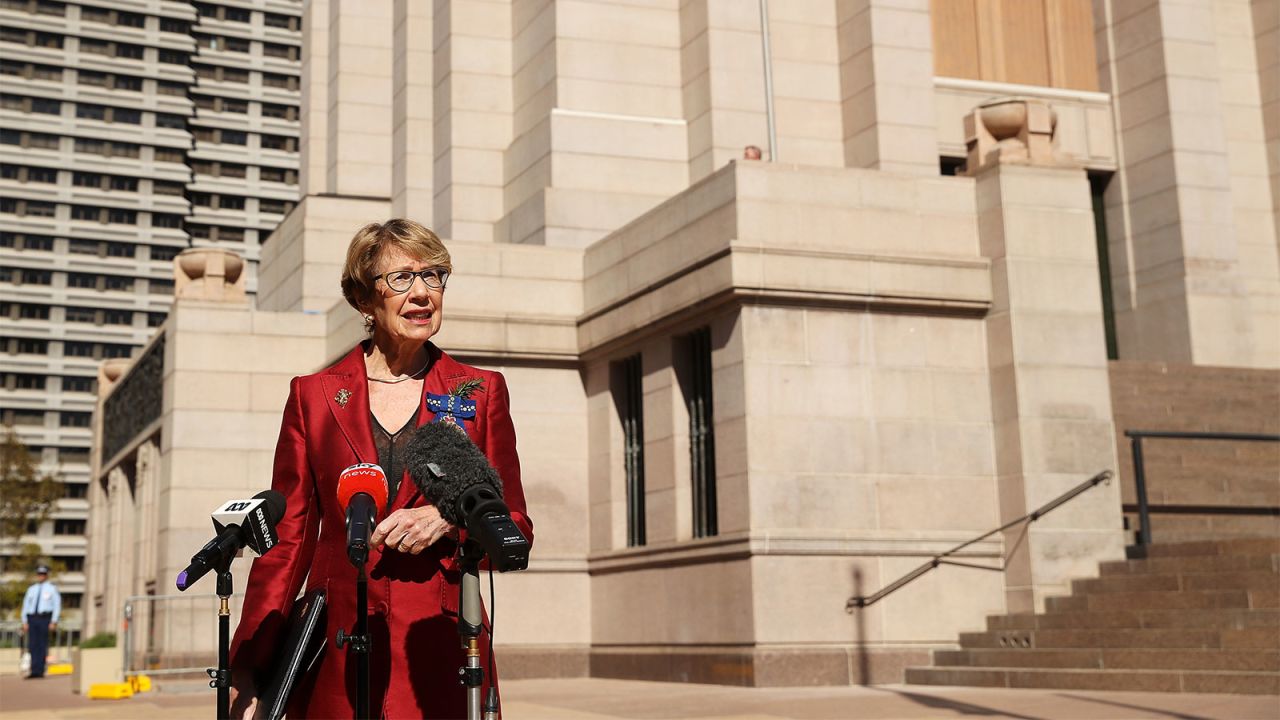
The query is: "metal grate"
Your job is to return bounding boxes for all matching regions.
[619,354,646,547]
[684,327,718,538]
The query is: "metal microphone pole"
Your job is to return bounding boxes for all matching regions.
[457,541,487,720]
[208,562,234,720]
[336,502,373,719]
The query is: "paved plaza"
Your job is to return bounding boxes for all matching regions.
[0,674,1275,719]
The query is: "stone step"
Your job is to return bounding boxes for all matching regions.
[1044,589,1263,613]
[1072,570,1279,595]
[932,648,1280,672]
[958,626,1264,650]
[985,608,1280,632]
[1099,552,1278,577]
[1133,537,1280,559]
[904,666,1280,694]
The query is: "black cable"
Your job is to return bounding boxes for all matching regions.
[486,566,496,674]
[484,566,498,716]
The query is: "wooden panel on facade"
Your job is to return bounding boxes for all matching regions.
[998,0,1051,86]
[1045,0,1100,91]
[930,0,1099,91]
[931,0,982,80]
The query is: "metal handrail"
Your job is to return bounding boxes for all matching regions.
[1123,430,1280,546]
[846,470,1112,611]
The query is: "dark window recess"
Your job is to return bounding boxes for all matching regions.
[156,114,185,129]
[60,411,91,428]
[614,354,646,547]
[62,376,96,393]
[679,327,718,538]
[64,482,90,498]
[20,269,52,284]
[261,103,292,120]
[54,519,86,534]
[1090,172,1119,360]
[264,12,293,29]
[56,556,85,572]
[151,246,181,261]
[940,156,966,176]
[160,18,190,34]
[103,309,132,325]
[154,147,184,163]
[152,213,182,228]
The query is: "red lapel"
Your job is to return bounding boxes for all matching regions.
[321,344,378,465]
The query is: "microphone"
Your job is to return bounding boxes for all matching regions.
[338,463,388,568]
[404,422,530,572]
[176,490,286,591]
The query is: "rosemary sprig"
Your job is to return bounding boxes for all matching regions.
[449,377,485,399]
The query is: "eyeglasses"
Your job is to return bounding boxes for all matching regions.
[373,268,450,293]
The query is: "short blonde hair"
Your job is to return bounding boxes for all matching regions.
[340,219,452,312]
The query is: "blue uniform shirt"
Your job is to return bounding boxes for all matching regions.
[22,580,60,623]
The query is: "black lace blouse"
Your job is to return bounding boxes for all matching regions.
[370,407,420,511]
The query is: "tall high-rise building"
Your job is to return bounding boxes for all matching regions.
[0,0,300,622]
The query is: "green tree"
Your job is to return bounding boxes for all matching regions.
[0,428,61,541]
[0,429,63,620]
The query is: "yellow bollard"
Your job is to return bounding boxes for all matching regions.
[88,682,134,700]
[129,674,153,693]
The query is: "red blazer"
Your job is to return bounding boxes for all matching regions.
[229,342,533,719]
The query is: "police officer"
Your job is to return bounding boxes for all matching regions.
[22,564,60,679]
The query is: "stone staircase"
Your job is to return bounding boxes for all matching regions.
[906,537,1280,694]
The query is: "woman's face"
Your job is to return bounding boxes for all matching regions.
[365,247,446,345]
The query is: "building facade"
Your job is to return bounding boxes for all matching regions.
[84,0,1278,685]
[0,0,300,623]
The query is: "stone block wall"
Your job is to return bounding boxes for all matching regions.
[1109,361,1280,543]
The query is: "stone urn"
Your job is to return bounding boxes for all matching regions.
[173,247,247,302]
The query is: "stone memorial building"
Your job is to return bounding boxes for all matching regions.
[84,0,1279,691]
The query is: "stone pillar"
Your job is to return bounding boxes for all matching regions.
[326,0,394,198]
[1098,0,1274,367]
[496,0,687,246]
[683,0,844,182]
[837,0,939,175]
[433,0,514,242]
[299,0,330,196]
[85,358,130,636]
[391,0,433,219]
[966,98,1125,612]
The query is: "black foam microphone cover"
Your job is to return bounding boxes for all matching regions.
[403,421,503,528]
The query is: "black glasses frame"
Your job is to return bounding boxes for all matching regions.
[373,268,450,293]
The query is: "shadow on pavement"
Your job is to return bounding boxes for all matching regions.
[877,687,1045,720]
[1054,693,1213,720]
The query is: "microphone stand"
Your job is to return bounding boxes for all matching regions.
[457,540,496,720]
[206,560,234,720]
[336,502,373,719]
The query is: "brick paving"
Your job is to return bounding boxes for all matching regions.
[1,674,1277,719]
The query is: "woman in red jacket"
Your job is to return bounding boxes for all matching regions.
[228,219,533,719]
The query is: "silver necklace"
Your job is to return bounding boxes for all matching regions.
[366,358,430,384]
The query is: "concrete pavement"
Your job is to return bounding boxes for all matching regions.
[0,674,1276,719]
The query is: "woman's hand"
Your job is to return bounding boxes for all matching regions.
[371,505,455,554]
[229,668,259,720]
